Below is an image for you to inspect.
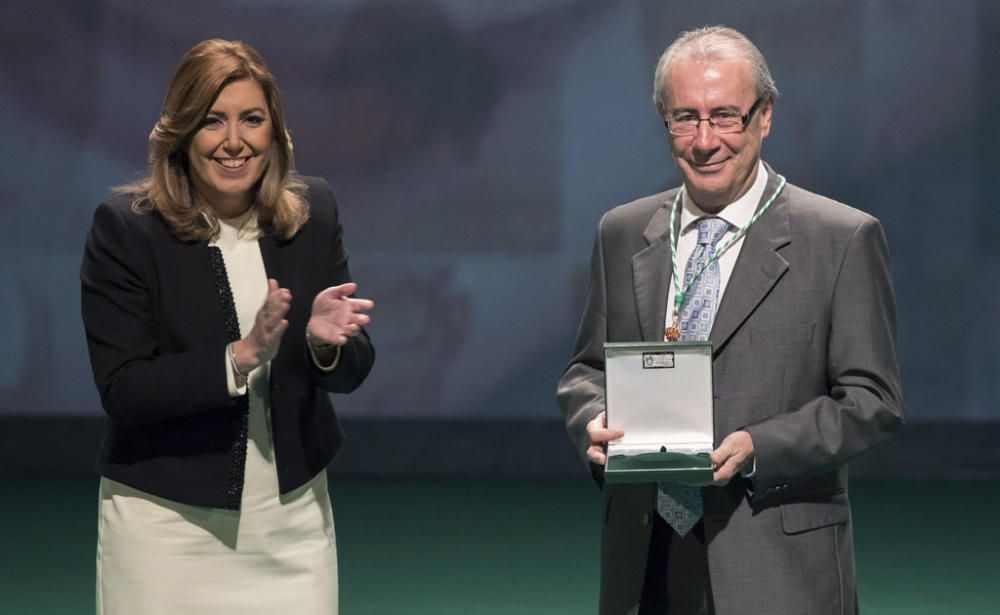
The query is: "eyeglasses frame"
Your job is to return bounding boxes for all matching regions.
[662,96,767,136]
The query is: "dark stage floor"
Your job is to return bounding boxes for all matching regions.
[1,478,997,614]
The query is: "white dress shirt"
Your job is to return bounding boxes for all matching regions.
[664,161,769,332]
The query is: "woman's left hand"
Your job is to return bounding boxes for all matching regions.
[307,282,374,346]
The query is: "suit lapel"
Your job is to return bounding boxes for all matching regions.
[632,191,678,341]
[710,167,791,353]
[258,234,279,281]
[258,232,302,289]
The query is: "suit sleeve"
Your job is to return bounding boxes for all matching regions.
[745,217,904,497]
[557,214,610,482]
[305,182,375,394]
[80,203,237,426]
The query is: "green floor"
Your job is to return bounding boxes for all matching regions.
[1,478,997,614]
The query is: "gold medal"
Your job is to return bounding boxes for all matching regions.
[665,311,680,342]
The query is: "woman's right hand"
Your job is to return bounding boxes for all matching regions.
[232,279,292,375]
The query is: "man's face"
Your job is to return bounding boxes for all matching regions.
[662,57,772,212]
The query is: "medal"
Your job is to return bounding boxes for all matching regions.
[665,323,680,342]
[665,307,681,341]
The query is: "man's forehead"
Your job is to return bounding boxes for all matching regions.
[665,56,754,107]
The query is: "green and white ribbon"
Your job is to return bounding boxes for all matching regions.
[668,175,786,317]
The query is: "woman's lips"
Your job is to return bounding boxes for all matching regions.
[213,156,252,174]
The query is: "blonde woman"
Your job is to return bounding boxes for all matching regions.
[81,39,374,614]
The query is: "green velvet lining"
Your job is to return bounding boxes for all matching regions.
[605,451,713,484]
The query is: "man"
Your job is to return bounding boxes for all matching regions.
[557,26,903,614]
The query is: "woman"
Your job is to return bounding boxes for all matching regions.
[81,39,374,614]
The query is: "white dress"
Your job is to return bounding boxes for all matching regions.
[96,211,338,615]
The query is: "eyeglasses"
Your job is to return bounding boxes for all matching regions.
[663,97,765,136]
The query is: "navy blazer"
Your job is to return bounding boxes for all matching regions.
[81,176,374,509]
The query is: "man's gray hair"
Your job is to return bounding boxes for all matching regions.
[652,26,779,112]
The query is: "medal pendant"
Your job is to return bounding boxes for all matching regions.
[665,324,680,342]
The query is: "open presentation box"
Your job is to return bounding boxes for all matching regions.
[603,341,714,484]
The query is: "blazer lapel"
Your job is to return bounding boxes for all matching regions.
[632,190,679,341]
[258,234,279,280]
[710,167,791,353]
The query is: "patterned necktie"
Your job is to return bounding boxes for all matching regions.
[657,216,729,536]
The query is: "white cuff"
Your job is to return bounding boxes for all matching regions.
[225,348,248,397]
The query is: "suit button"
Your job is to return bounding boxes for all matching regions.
[641,512,650,526]
[273,384,283,394]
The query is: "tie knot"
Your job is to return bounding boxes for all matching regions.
[696,217,729,247]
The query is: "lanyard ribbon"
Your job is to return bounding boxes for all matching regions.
[665,175,786,340]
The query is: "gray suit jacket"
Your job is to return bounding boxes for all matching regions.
[557,165,903,614]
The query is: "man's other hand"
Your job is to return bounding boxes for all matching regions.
[710,430,755,485]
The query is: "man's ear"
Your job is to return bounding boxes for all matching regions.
[758,98,774,137]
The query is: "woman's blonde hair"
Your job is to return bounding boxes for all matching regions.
[117,39,308,241]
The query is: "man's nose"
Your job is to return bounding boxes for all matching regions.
[692,120,720,152]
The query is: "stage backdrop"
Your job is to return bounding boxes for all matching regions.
[2,0,998,427]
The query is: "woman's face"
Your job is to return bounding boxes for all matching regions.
[186,78,272,216]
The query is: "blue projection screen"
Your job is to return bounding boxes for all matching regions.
[1,0,998,423]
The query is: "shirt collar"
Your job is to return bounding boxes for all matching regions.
[680,160,769,234]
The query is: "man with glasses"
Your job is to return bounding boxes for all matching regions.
[558,26,903,614]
